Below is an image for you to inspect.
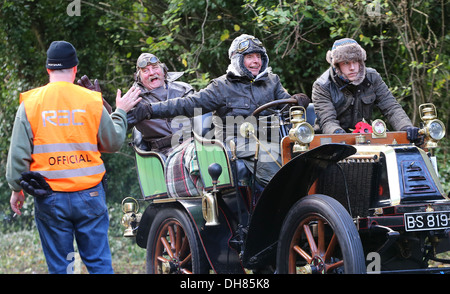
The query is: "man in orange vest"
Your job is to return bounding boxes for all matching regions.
[6,41,141,274]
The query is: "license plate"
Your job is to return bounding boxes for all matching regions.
[404,211,450,232]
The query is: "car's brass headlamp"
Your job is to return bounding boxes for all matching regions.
[418,103,446,149]
[288,106,314,153]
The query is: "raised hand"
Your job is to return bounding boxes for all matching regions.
[115,86,142,113]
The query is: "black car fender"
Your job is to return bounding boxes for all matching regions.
[242,143,356,268]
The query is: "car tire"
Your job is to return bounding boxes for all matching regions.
[146,207,209,274]
[276,194,366,274]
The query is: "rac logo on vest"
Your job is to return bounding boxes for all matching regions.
[42,109,86,126]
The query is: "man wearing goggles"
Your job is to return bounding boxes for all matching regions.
[135,54,166,96]
[236,37,263,53]
[128,53,194,155]
[137,55,159,68]
[227,35,268,80]
[127,34,309,186]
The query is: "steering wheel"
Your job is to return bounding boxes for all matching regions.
[252,98,298,116]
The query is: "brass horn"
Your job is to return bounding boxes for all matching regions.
[202,163,222,226]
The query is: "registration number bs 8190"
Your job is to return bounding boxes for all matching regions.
[404,211,450,232]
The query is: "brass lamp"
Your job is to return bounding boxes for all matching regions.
[418,103,446,149]
[121,197,142,237]
[288,106,314,153]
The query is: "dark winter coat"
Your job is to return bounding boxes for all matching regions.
[151,70,291,139]
[312,67,413,134]
[130,72,194,154]
[151,69,291,185]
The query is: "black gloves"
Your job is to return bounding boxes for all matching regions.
[77,75,101,92]
[77,75,113,114]
[20,171,53,198]
[127,102,153,126]
[405,126,420,142]
[291,93,310,108]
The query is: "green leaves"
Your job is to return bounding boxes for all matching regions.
[220,29,230,41]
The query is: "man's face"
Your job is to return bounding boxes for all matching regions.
[139,64,165,90]
[243,53,262,76]
[337,60,360,82]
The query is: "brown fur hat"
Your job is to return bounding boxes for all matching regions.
[326,38,366,85]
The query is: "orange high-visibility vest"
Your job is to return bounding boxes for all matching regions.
[21,81,105,192]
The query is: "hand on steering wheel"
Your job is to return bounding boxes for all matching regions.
[252,98,298,116]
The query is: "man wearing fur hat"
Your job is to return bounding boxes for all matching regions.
[127,53,194,155]
[312,38,419,140]
[128,34,309,186]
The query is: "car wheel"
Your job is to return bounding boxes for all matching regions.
[146,207,209,274]
[276,194,366,274]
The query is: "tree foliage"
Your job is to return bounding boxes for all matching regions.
[0,0,448,212]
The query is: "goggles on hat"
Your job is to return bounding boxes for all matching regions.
[236,38,263,53]
[137,56,160,68]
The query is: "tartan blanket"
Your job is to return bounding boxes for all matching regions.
[165,139,203,197]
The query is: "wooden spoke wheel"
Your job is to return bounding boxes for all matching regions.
[277,195,366,274]
[146,208,209,274]
[288,216,344,274]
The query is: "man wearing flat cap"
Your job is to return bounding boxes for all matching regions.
[312,38,419,141]
[6,40,141,274]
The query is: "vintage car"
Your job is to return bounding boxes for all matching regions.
[121,100,449,274]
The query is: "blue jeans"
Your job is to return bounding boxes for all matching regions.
[34,183,113,274]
